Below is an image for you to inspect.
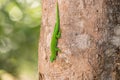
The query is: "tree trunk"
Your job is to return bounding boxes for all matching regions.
[39,0,120,80]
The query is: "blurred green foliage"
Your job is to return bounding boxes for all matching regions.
[0,0,41,80]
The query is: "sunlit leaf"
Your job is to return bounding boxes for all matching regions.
[0,37,12,53]
[9,6,23,21]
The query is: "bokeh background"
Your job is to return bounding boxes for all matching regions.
[0,0,41,80]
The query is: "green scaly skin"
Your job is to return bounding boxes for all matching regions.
[50,2,61,62]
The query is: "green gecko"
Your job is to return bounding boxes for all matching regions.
[50,2,61,62]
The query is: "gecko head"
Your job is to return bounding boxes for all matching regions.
[50,56,56,62]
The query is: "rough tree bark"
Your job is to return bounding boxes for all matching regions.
[39,0,120,80]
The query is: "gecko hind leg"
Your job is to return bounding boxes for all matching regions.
[55,47,61,52]
[56,31,61,38]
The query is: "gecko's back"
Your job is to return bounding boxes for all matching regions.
[50,1,60,62]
